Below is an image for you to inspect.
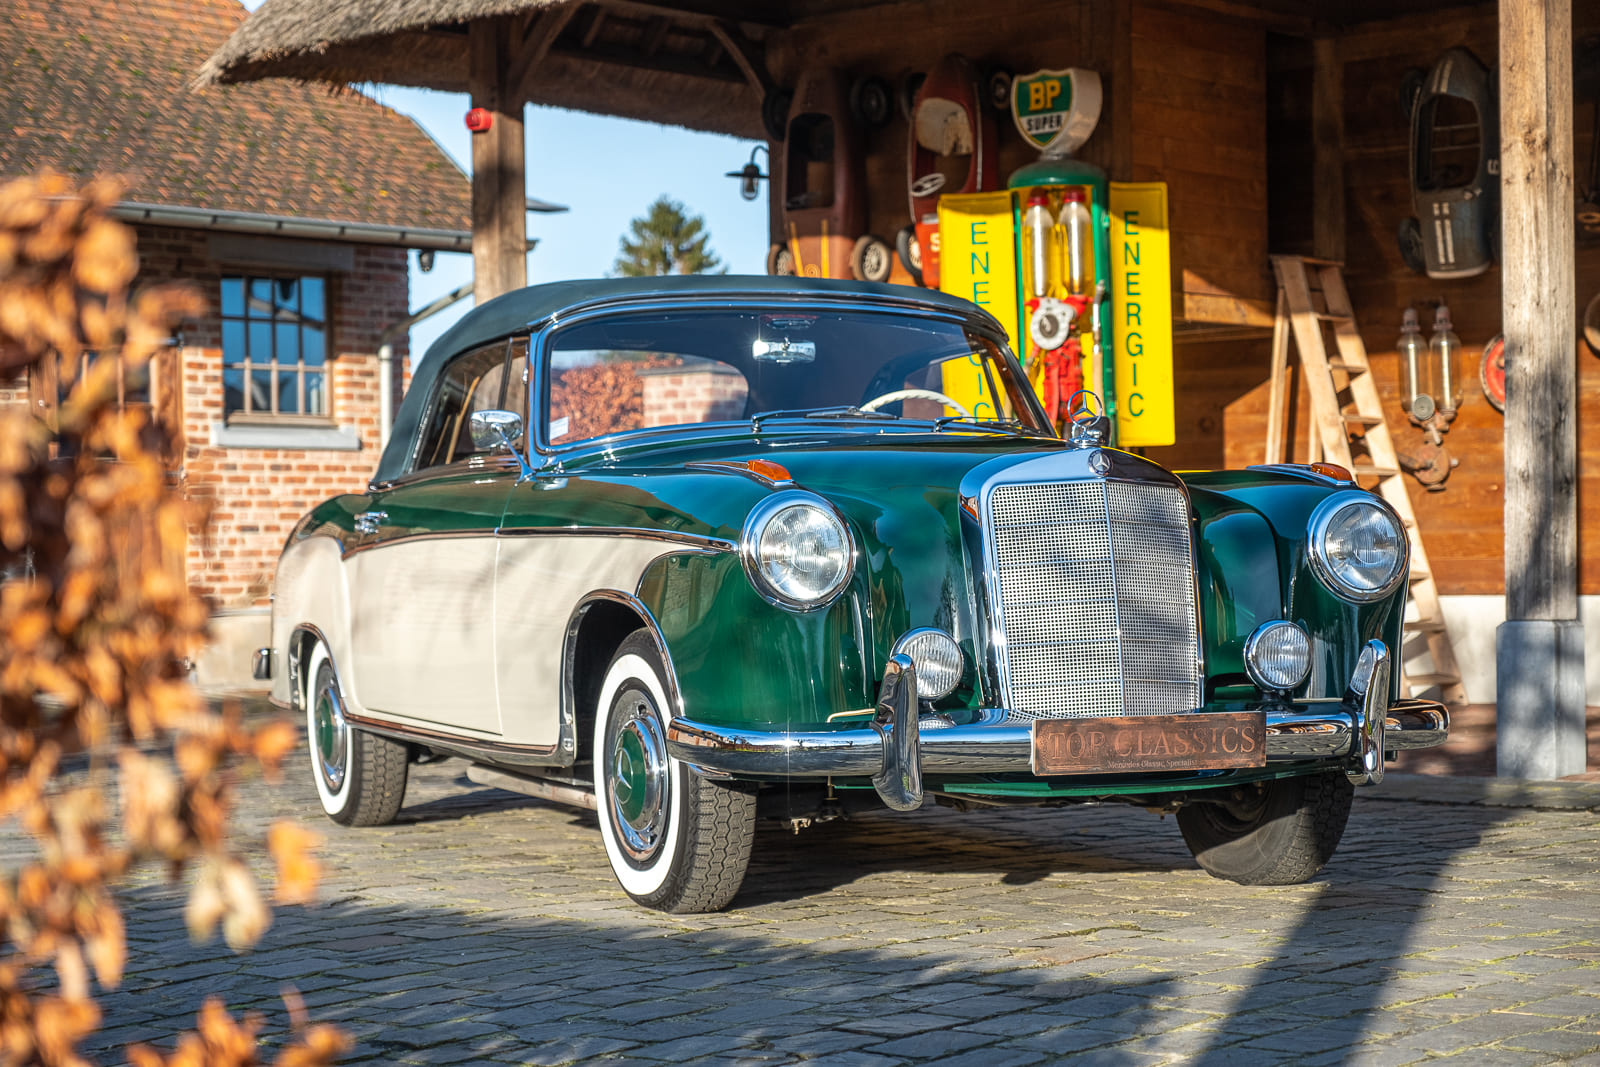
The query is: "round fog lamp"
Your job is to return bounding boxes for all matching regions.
[1244,621,1311,692]
[891,628,963,701]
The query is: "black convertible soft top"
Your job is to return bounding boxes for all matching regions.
[372,275,1001,485]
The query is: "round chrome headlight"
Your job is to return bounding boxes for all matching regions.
[1308,492,1407,602]
[891,628,964,701]
[741,491,854,611]
[1244,620,1311,692]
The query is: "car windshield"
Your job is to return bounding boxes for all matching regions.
[542,308,1049,447]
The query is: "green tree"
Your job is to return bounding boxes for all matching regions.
[613,196,724,276]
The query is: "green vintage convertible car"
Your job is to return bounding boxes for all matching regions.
[255,276,1448,913]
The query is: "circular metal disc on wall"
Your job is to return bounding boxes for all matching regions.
[1479,334,1505,413]
[1584,293,1600,356]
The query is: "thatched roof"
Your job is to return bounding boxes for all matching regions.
[197,0,772,139]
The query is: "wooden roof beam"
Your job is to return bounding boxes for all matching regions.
[707,19,772,95]
[548,39,745,83]
[508,4,581,98]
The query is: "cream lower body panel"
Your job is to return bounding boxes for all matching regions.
[350,536,501,733]
[494,535,700,749]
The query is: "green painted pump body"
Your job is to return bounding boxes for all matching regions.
[1007,158,1116,429]
[292,277,1405,801]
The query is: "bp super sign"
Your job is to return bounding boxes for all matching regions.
[1010,69,1103,158]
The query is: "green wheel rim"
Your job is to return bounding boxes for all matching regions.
[313,675,349,794]
[606,687,670,866]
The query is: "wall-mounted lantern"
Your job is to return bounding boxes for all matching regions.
[725,145,770,201]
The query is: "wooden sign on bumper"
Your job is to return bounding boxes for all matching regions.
[1032,712,1266,775]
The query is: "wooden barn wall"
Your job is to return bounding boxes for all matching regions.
[1225,4,1600,596]
[1131,2,1271,471]
[767,0,1272,471]
[766,0,1269,303]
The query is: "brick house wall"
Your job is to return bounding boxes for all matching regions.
[128,225,410,609]
[640,364,748,428]
[3,224,414,622]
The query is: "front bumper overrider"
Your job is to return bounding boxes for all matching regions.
[664,640,1448,811]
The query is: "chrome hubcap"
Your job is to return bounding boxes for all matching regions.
[607,689,669,864]
[314,679,349,793]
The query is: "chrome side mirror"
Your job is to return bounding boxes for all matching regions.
[469,409,524,451]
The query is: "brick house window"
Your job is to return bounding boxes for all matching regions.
[220,275,327,420]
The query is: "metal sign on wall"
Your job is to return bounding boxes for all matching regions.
[1010,68,1103,159]
[1108,183,1175,447]
[935,191,1020,419]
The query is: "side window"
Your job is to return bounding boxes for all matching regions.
[413,337,529,471]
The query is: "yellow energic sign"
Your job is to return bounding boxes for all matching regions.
[937,192,1022,419]
[1108,183,1174,447]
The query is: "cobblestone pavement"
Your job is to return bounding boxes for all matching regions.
[35,726,1600,1067]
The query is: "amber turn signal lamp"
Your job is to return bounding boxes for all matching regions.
[465,107,493,133]
[1308,462,1353,482]
[746,459,792,484]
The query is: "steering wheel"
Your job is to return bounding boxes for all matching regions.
[859,389,972,418]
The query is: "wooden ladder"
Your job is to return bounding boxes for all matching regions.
[1267,255,1467,705]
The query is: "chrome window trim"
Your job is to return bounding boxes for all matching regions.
[1305,490,1410,604]
[738,489,857,612]
[956,448,1204,714]
[526,295,1048,463]
[498,527,735,554]
[339,525,735,562]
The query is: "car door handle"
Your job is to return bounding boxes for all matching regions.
[354,510,387,535]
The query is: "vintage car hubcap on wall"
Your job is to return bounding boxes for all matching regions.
[313,680,349,794]
[609,689,670,864]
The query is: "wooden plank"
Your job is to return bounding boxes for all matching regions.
[1264,290,1290,464]
[1500,0,1578,622]
[470,17,529,303]
[1182,292,1277,328]
[1271,257,1355,469]
[1311,37,1345,262]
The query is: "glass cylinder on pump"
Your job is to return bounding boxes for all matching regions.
[1398,307,1427,421]
[1426,303,1463,421]
[1058,188,1094,296]
[1021,191,1056,299]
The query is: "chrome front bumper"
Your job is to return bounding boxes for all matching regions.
[665,640,1448,810]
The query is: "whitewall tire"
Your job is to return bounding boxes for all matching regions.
[305,640,408,827]
[594,632,756,913]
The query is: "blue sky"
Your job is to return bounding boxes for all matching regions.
[237,0,770,362]
[370,87,771,361]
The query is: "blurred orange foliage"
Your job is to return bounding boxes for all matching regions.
[0,173,344,1065]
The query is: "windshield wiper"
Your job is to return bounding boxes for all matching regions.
[931,414,1034,433]
[750,406,897,431]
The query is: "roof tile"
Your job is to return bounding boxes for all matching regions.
[0,0,471,232]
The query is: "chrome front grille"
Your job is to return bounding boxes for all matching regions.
[989,478,1201,719]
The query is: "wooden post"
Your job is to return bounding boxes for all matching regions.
[469,18,528,303]
[1311,37,1344,262]
[1497,0,1585,778]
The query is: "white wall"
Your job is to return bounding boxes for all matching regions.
[1426,596,1600,705]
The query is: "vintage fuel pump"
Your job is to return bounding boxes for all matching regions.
[1006,68,1112,431]
[931,68,1174,446]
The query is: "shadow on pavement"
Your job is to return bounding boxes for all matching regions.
[77,770,1575,1066]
